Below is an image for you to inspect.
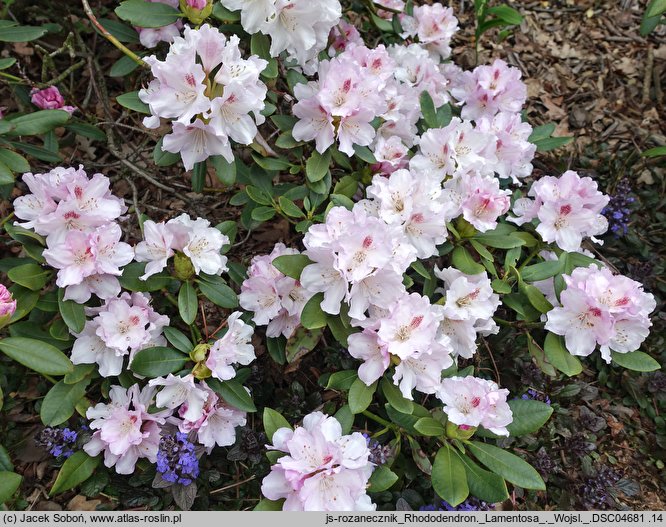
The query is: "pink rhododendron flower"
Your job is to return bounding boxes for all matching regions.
[84,385,171,474]
[545,265,655,363]
[261,411,375,511]
[206,311,255,381]
[510,170,610,252]
[410,3,459,60]
[460,174,511,232]
[239,243,314,338]
[347,330,391,385]
[437,376,513,436]
[72,292,169,376]
[300,206,414,320]
[222,0,341,73]
[140,25,267,170]
[174,381,247,450]
[135,213,230,279]
[328,19,363,55]
[435,266,501,324]
[450,59,527,120]
[0,284,16,317]
[149,373,209,422]
[30,86,76,114]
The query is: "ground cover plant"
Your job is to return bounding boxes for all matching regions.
[0,0,664,513]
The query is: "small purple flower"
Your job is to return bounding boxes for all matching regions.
[419,497,495,511]
[521,388,551,405]
[156,432,199,486]
[602,179,635,238]
[363,433,392,465]
[36,427,78,458]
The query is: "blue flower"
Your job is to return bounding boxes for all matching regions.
[156,433,199,486]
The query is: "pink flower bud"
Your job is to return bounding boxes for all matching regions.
[0,284,16,318]
[30,86,76,114]
[185,0,206,9]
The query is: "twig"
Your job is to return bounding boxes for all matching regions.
[81,0,147,68]
[481,337,500,385]
[209,475,256,495]
[642,46,654,107]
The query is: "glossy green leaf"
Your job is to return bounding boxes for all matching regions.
[6,110,69,136]
[207,378,256,412]
[130,346,189,377]
[414,417,445,437]
[467,441,545,490]
[368,466,399,493]
[432,444,469,506]
[452,246,485,274]
[0,25,47,42]
[300,293,327,329]
[326,370,359,391]
[0,337,72,375]
[163,327,193,354]
[348,379,377,414]
[115,0,181,28]
[506,398,553,436]
[178,282,198,325]
[197,280,238,308]
[380,377,413,414]
[306,149,331,182]
[0,471,21,503]
[271,254,312,280]
[263,407,292,442]
[49,452,100,496]
[116,91,149,114]
[454,450,509,503]
[543,332,582,376]
[40,379,90,426]
[611,351,660,372]
[7,263,50,291]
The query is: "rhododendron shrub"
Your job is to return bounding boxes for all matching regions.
[0,0,660,514]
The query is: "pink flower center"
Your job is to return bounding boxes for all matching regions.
[74,186,83,199]
[410,315,424,329]
[64,211,80,219]
[342,78,352,93]
[560,204,572,215]
[185,73,196,87]
[471,396,481,407]
[362,236,373,249]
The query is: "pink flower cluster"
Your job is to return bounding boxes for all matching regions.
[400,3,459,60]
[435,267,501,359]
[511,170,610,251]
[261,411,375,511]
[239,243,314,338]
[545,265,656,363]
[84,384,171,474]
[30,86,76,114]
[13,166,132,302]
[300,205,413,320]
[139,24,268,170]
[150,375,247,450]
[221,0,341,73]
[450,59,527,121]
[135,214,230,279]
[349,292,454,400]
[205,311,256,381]
[71,292,169,377]
[135,0,182,48]
[410,114,534,185]
[0,284,16,319]
[437,376,513,436]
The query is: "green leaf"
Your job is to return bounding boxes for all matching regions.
[6,110,69,136]
[285,326,322,364]
[278,196,305,218]
[98,18,140,43]
[7,285,39,322]
[207,378,256,412]
[419,91,439,129]
[251,153,291,171]
[300,292,327,329]
[521,259,564,282]
[368,466,399,493]
[192,160,207,191]
[0,148,29,172]
[65,122,107,142]
[7,263,50,291]
[0,445,13,471]
[611,351,660,372]
[452,246,485,275]
[646,0,666,17]
[0,160,13,185]
[473,232,525,249]
[348,378,377,414]
[0,471,22,503]
[253,499,284,511]
[266,336,286,365]
[115,0,182,28]
[326,370,359,391]
[527,333,557,378]
[380,377,413,414]
[467,441,545,490]
[130,346,189,377]
[432,444,469,507]
[0,337,72,375]
[271,254,312,280]
[178,282,198,325]
[333,175,358,198]
[118,262,173,292]
[116,91,149,114]
[263,407,292,442]
[40,379,90,426]
[211,3,241,21]
[211,155,236,185]
[528,123,556,142]
[414,417,445,437]
[49,452,100,496]
[0,57,17,70]
[543,332,582,376]
[454,451,509,503]
[8,141,62,162]
[249,32,277,78]
[163,327,193,354]
[491,279,512,294]
[334,404,354,435]
[63,363,96,385]
[506,398,553,437]
[352,145,377,164]
[0,25,47,42]
[153,138,181,166]
[197,279,238,308]
[245,185,273,205]
[306,149,331,183]
[642,145,666,158]
[534,136,573,152]
[487,4,523,24]
[519,283,553,313]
